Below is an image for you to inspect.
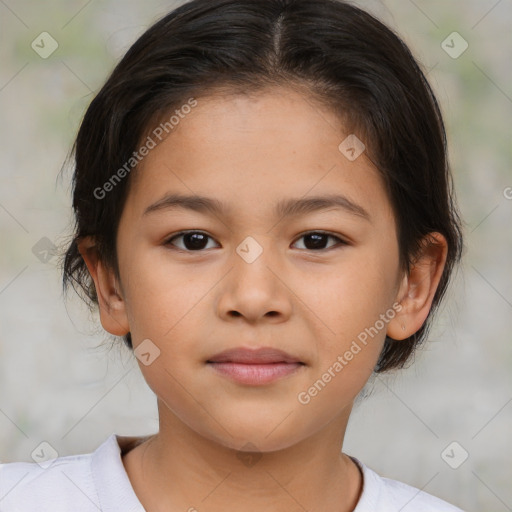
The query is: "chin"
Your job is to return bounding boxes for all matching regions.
[196,407,311,453]
[214,427,304,454]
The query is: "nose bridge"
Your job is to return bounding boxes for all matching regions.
[232,234,279,293]
[216,234,291,322]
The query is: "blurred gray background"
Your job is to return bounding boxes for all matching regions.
[0,1,511,511]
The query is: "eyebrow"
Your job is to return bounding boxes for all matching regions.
[143,193,371,221]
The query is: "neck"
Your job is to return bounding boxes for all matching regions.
[122,400,362,512]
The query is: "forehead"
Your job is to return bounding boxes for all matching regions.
[126,86,392,223]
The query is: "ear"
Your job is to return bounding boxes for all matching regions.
[387,232,448,340]
[77,237,130,337]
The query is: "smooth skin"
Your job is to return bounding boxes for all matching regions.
[79,86,447,512]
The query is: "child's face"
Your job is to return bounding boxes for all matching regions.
[112,87,404,450]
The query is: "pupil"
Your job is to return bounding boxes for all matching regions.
[185,233,207,250]
[306,233,326,250]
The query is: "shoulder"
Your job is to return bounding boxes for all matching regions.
[0,433,145,512]
[0,449,97,511]
[352,458,466,512]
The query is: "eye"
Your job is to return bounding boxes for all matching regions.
[165,231,219,251]
[292,231,346,251]
[165,230,347,252]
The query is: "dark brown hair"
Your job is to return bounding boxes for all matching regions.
[62,0,463,372]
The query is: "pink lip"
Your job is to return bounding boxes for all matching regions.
[207,347,305,386]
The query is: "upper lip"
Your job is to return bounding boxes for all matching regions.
[207,347,303,364]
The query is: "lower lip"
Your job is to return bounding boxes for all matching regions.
[207,362,304,385]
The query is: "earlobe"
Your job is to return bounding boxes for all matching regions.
[387,232,448,341]
[77,237,130,336]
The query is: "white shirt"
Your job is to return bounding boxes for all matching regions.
[0,433,465,511]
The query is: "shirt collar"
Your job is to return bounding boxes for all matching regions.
[91,433,151,512]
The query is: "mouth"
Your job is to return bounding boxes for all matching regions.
[206,347,305,386]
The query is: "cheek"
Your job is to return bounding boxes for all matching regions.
[296,251,398,341]
[292,268,391,423]
[135,358,230,443]
[119,247,211,341]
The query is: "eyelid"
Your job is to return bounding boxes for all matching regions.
[164,230,219,251]
[291,230,349,249]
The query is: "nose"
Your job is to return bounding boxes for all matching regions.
[215,240,293,325]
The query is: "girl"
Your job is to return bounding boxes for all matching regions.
[0,0,464,510]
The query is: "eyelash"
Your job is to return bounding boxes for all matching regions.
[164,230,348,252]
